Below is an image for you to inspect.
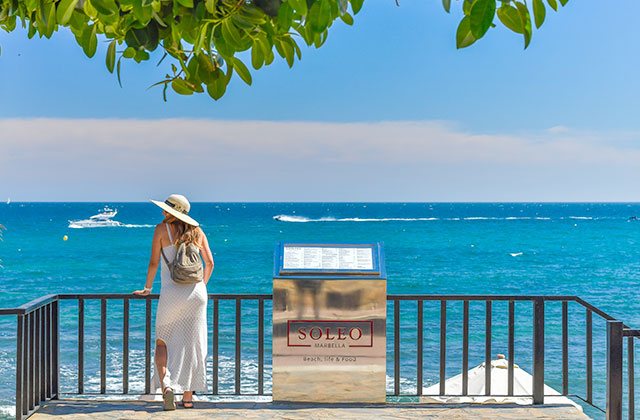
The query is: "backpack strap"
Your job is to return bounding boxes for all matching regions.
[165,223,174,243]
[160,247,172,267]
[160,223,174,267]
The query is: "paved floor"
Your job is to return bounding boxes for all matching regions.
[32,400,589,419]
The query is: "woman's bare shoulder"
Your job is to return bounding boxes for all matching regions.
[153,223,166,237]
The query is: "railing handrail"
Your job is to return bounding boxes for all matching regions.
[0,294,58,315]
[0,293,629,317]
[387,294,578,301]
[55,293,274,300]
[624,329,640,337]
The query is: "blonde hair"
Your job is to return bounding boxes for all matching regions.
[164,214,201,247]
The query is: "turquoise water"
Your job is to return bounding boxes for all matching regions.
[0,202,639,418]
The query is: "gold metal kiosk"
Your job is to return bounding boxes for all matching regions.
[272,242,387,403]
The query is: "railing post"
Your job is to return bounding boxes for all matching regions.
[15,314,24,420]
[533,298,545,405]
[606,321,623,420]
[145,298,151,395]
[629,336,635,420]
[51,299,59,400]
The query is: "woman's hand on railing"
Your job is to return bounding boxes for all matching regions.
[132,287,151,296]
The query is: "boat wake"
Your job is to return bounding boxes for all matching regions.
[273,215,439,223]
[68,207,153,229]
[68,223,154,229]
[273,214,601,223]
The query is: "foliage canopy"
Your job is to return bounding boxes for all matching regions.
[0,0,569,100]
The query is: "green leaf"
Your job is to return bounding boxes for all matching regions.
[288,0,307,15]
[134,49,150,62]
[42,1,56,37]
[171,78,194,95]
[91,0,118,16]
[497,4,523,34]
[81,24,97,57]
[277,37,295,66]
[469,0,496,39]
[205,0,217,14]
[257,35,273,64]
[308,0,330,32]
[106,39,116,73]
[230,56,252,85]
[456,16,477,49]
[350,0,364,14]
[196,53,216,84]
[251,42,264,69]
[319,0,332,29]
[27,19,36,38]
[558,0,568,6]
[133,1,153,24]
[206,71,227,100]
[340,12,353,25]
[276,2,293,32]
[515,1,532,48]
[123,46,135,58]
[82,0,97,18]
[25,0,38,13]
[176,0,193,8]
[222,19,243,49]
[532,0,546,28]
[442,0,451,13]
[116,57,123,87]
[56,0,79,25]
[547,0,558,11]
[125,23,160,51]
[462,0,472,16]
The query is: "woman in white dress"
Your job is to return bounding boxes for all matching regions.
[133,194,214,410]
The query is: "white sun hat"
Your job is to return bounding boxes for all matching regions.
[150,194,199,227]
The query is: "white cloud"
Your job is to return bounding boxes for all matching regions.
[0,118,638,201]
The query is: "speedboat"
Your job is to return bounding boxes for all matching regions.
[68,207,124,228]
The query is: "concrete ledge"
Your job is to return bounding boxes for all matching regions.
[31,399,589,419]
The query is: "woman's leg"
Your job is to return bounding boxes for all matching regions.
[155,339,168,390]
[182,390,194,407]
[156,339,176,410]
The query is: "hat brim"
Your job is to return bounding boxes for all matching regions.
[150,199,200,227]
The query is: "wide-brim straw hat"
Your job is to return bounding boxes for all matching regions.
[150,194,199,227]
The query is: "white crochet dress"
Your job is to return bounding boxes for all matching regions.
[150,224,208,394]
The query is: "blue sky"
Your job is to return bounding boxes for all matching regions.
[0,1,639,201]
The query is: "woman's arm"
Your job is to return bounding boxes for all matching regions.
[133,224,163,295]
[199,228,214,285]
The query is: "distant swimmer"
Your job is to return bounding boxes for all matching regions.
[629,216,638,221]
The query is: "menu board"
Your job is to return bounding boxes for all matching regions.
[283,246,373,271]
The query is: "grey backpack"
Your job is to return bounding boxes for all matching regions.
[161,241,204,284]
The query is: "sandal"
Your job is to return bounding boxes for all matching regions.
[181,399,194,409]
[162,387,176,411]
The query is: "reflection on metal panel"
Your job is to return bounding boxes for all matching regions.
[272,278,387,403]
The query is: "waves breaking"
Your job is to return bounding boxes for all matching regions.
[273,215,596,223]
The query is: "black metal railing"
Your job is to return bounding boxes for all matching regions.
[55,293,271,397]
[0,295,59,420]
[0,293,637,420]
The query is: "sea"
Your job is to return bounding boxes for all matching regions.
[0,202,639,419]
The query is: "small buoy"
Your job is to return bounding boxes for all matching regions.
[63,235,68,241]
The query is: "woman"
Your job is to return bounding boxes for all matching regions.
[133,194,214,410]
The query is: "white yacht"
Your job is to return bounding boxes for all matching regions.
[68,207,124,228]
